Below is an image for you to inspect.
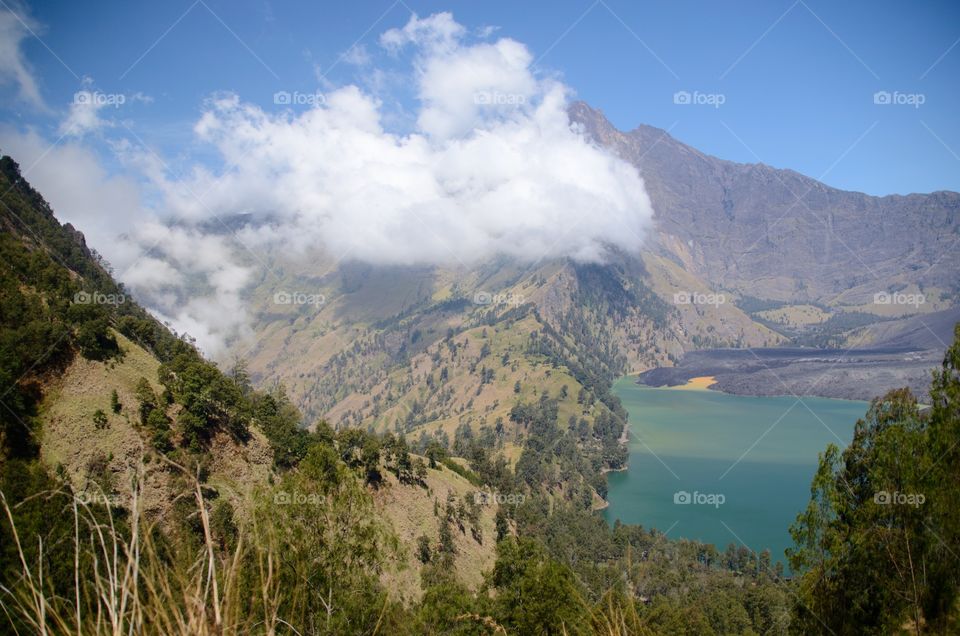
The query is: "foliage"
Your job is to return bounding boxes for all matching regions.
[788,324,960,634]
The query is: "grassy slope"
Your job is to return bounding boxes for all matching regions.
[756,304,830,326]
[39,331,275,518]
[39,330,496,596]
[374,460,500,604]
[640,252,785,349]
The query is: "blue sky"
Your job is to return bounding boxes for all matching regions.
[2,0,958,196]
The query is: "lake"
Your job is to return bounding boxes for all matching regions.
[603,376,868,565]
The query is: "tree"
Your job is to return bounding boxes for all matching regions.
[92,409,108,429]
[229,357,251,395]
[360,436,382,486]
[438,518,457,564]
[495,508,508,542]
[788,348,960,635]
[416,534,432,564]
[491,538,590,635]
[254,445,398,634]
[134,377,157,425]
[75,318,120,361]
[425,441,446,468]
[110,389,121,414]
[146,408,172,452]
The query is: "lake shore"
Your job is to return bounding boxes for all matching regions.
[602,376,867,564]
[637,346,938,402]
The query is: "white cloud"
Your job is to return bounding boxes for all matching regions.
[380,12,466,55]
[0,128,144,255]
[0,5,44,107]
[135,12,653,352]
[155,13,653,267]
[3,12,655,357]
[341,43,371,67]
[60,91,109,136]
[60,86,152,137]
[477,25,501,39]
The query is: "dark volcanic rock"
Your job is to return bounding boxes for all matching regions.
[638,307,959,400]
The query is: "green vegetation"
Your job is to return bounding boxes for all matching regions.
[788,324,960,634]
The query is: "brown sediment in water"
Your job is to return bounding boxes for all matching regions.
[670,375,717,391]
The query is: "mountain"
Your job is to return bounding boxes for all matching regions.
[2,106,959,630]
[569,102,960,307]
[0,155,501,619]
[0,152,808,634]
[234,104,958,420]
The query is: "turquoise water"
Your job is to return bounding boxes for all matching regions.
[603,377,868,564]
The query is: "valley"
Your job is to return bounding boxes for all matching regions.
[0,3,957,629]
[232,104,959,427]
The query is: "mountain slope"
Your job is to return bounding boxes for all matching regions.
[0,155,500,602]
[236,102,957,417]
[570,102,960,308]
[240,248,779,437]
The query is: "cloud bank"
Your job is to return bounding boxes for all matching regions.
[156,13,652,267]
[4,12,655,355]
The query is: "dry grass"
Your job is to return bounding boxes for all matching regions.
[0,460,319,636]
[0,468,664,636]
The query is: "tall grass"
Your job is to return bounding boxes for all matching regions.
[0,462,657,635]
[0,462,324,636]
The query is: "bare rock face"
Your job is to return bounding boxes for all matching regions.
[569,102,960,305]
[63,223,88,250]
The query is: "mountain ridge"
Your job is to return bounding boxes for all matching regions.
[570,101,960,306]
